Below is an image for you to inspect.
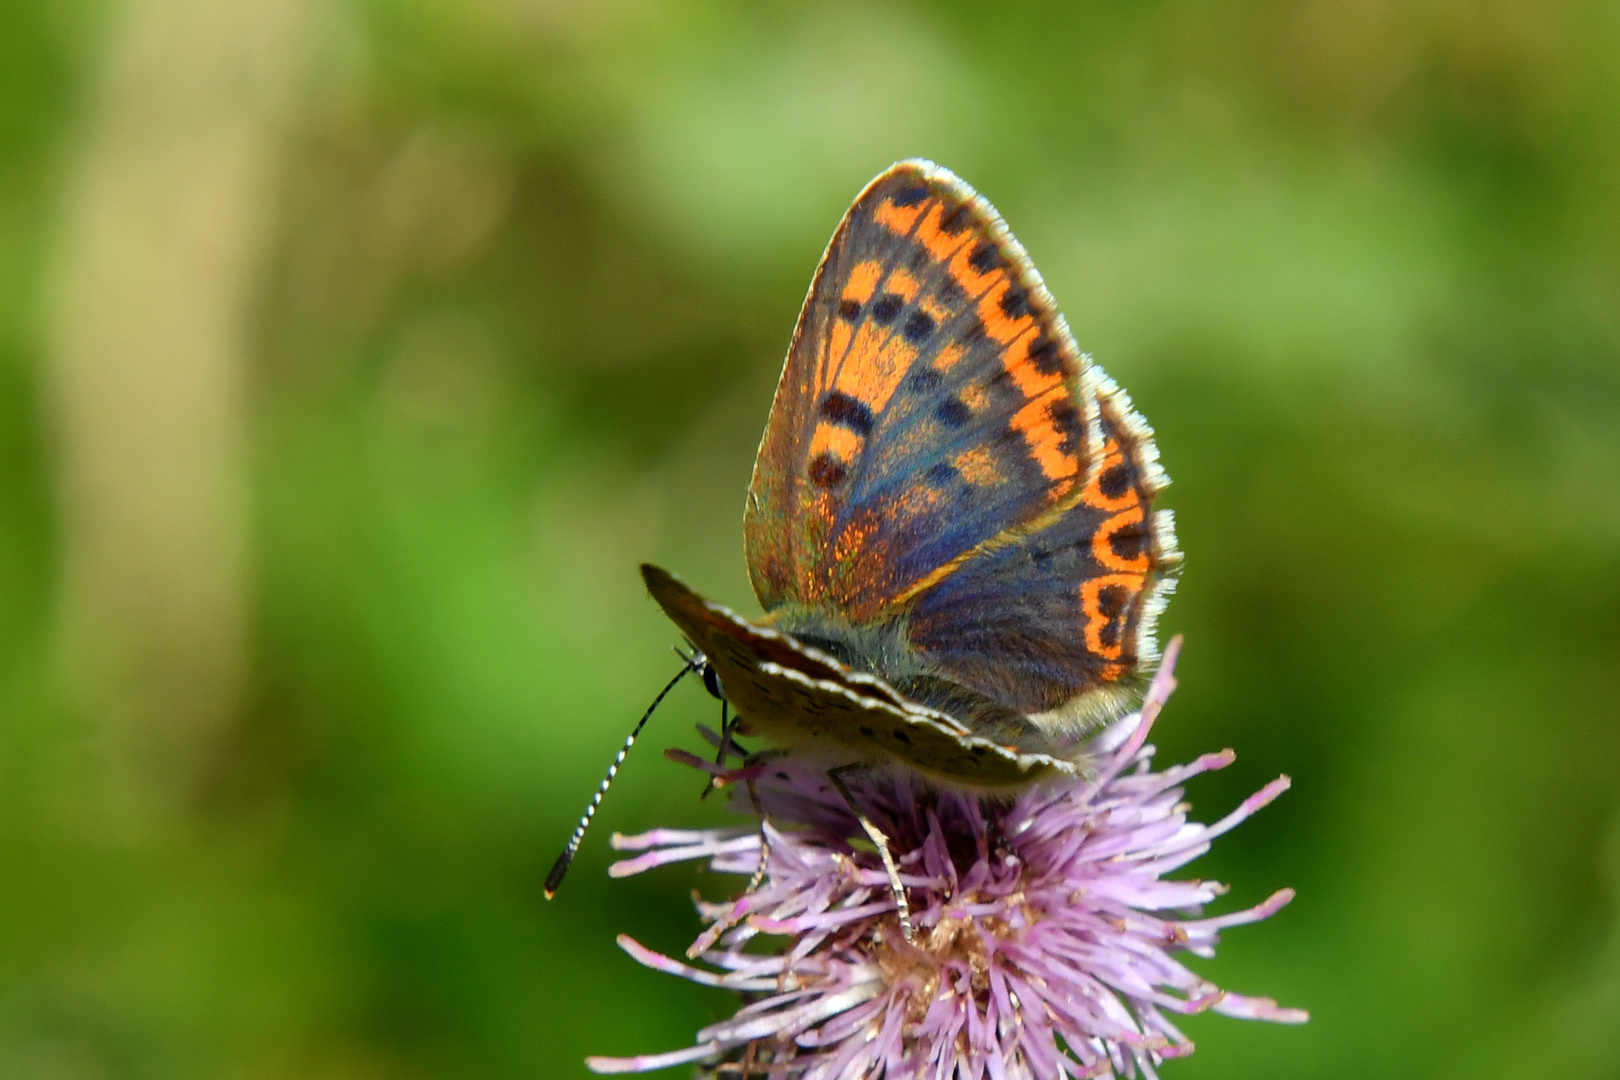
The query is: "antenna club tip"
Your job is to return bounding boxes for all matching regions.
[545,852,573,898]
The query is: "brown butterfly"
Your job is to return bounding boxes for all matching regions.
[549,161,1180,936]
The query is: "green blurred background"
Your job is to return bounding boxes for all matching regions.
[2,0,1617,1077]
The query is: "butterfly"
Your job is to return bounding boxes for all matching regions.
[548,161,1180,932]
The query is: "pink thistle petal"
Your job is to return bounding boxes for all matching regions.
[613,935,780,992]
[610,827,744,851]
[1180,887,1296,933]
[1204,776,1292,838]
[660,748,727,774]
[1212,995,1311,1024]
[1087,637,1182,790]
[749,897,894,935]
[661,748,772,787]
[593,639,1305,1076]
[684,897,754,959]
[586,1042,720,1074]
[607,834,759,877]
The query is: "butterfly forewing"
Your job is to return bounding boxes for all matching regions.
[744,160,1178,731]
[746,161,1100,622]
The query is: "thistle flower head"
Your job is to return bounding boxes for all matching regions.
[589,647,1306,1079]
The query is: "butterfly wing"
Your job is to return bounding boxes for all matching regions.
[904,386,1178,725]
[744,160,1179,728]
[641,564,1070,787]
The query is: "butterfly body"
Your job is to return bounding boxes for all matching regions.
[643,565,1067,788]
[648,159,1179,791]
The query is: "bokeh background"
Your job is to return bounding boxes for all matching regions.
[2,0,1617,1077]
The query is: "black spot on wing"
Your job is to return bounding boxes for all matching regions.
[905,368,943,394]
[1099,462,1132,499]
[1109,521,1149,562]
[999,287,1031,319]
[1097,601,1126,648]
[891,184,930,207]
[820,390,875,435]
[926,461,958,486]
[939,203,974,234]
[1027,334,1065,376]
[936,395,971,428]
[1046,398,1083,455]
[838,298,861,322]
[902,310,935,344]
[809,453,847,488]
[872,294,904,324]
[968,242,1002,273]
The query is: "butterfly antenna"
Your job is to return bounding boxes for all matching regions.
[544,657,700,899]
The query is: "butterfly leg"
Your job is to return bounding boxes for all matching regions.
[733,746,789,892]
[700,699,734,801]
[743,772,770,894]
[827,764,914,942]
[681,747,789,962]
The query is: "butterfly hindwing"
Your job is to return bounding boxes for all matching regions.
[641,565,1070,787]
[906,386,1179,726]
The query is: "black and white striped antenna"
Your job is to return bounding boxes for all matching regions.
[544,652,704,899]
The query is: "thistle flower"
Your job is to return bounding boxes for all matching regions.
[589,649,1306,1079]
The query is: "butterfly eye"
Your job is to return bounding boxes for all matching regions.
[702,661,725,702]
